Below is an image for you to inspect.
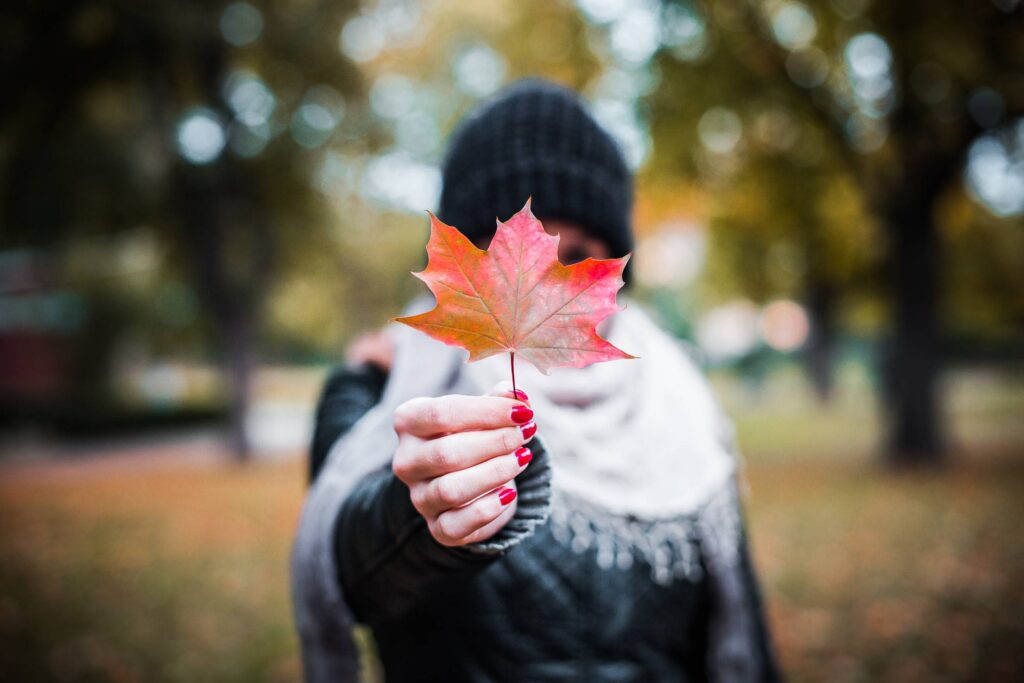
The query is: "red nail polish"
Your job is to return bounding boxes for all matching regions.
[513,389,529,401]
[511,405,534,424]
[516,446,532,466]
[498,487,517,506]
[520,421,537,440]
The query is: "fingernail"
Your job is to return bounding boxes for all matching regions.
[513,389,529,401]
[511,405,534,424]
[515,446,532,466]
[498,487,517,506]
[520,421,537,440]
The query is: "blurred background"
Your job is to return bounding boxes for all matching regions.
[1,0,1022,680]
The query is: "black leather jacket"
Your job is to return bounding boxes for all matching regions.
[307,364,781,682]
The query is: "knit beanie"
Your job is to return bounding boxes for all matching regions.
[438,79,634,280]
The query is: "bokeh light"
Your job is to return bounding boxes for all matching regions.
[965,120,1024,217]
[224,71,276,127]
[220,2,263,48]
[660,2,708,62]
[786,47,829,88]
[635,225,706,288]
[176,108,226,165]
[698,107,743,154]
[592,97,651,170]
[230,122,272,158]
[769,1,817,51]
[290,86,344,150]
[453,43,506,98]
[360,151,441,214]
[575,0,629,24]
[752,108,800,152]
[844,32,895,122]
[340,15,385,63]
[609,4,661,66]
[759,299,810,352]
[369,74,416,120]
[696,300,761,362]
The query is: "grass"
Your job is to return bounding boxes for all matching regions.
[1,367,1022,682]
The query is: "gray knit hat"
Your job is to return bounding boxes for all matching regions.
[438,79,634,275]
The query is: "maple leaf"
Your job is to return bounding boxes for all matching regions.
[393,199,635,375]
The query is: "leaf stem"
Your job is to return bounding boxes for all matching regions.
[510,351,517,398]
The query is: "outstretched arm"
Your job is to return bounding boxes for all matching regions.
[334,435,552,624]
[331,382,551,624]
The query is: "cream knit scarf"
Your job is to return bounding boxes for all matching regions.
[462,298,735,519]
[353,295,740,584]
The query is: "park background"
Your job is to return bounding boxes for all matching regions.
[1,0,1023,680]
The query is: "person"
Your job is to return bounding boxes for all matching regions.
[291,79,780,682]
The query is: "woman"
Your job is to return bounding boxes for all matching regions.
[291,79,780,682]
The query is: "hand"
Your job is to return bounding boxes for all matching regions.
[391,382,536,547]
[345,329,395,372]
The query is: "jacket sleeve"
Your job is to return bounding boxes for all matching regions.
[309,364,552,626]
[733,524,781,682]
[697,482,782,683]
[333,436,552,625]
[309,364,388,483]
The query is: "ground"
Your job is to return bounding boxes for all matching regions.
[1,366,1022,682]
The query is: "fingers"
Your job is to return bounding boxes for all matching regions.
[393,393,531,438]
[394,424,532,481]
[412,451,529,517]
[431,483,517,546]
[486,381,530,404]
[391,383,536,548]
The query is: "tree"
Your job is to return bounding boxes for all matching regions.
[646,0,1024,464]
[0,0,365,458]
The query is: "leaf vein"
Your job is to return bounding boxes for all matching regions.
[438,228,511,346]
[516,277,605,344]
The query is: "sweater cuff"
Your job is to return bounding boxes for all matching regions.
[458,436,553,557]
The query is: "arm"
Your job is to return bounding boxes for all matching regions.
[311,372,551,624]
[333,436,552,624]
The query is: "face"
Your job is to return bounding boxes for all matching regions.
[473,219,611,264]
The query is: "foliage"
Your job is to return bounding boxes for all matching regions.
[2,0,1021,460]
[647,0,1024,323]
[640,0,1024,459]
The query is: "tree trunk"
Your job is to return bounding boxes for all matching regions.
[804,278,836,402]
[175,169,269,463]
[882,194,944,465]
[224,312,255,461]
